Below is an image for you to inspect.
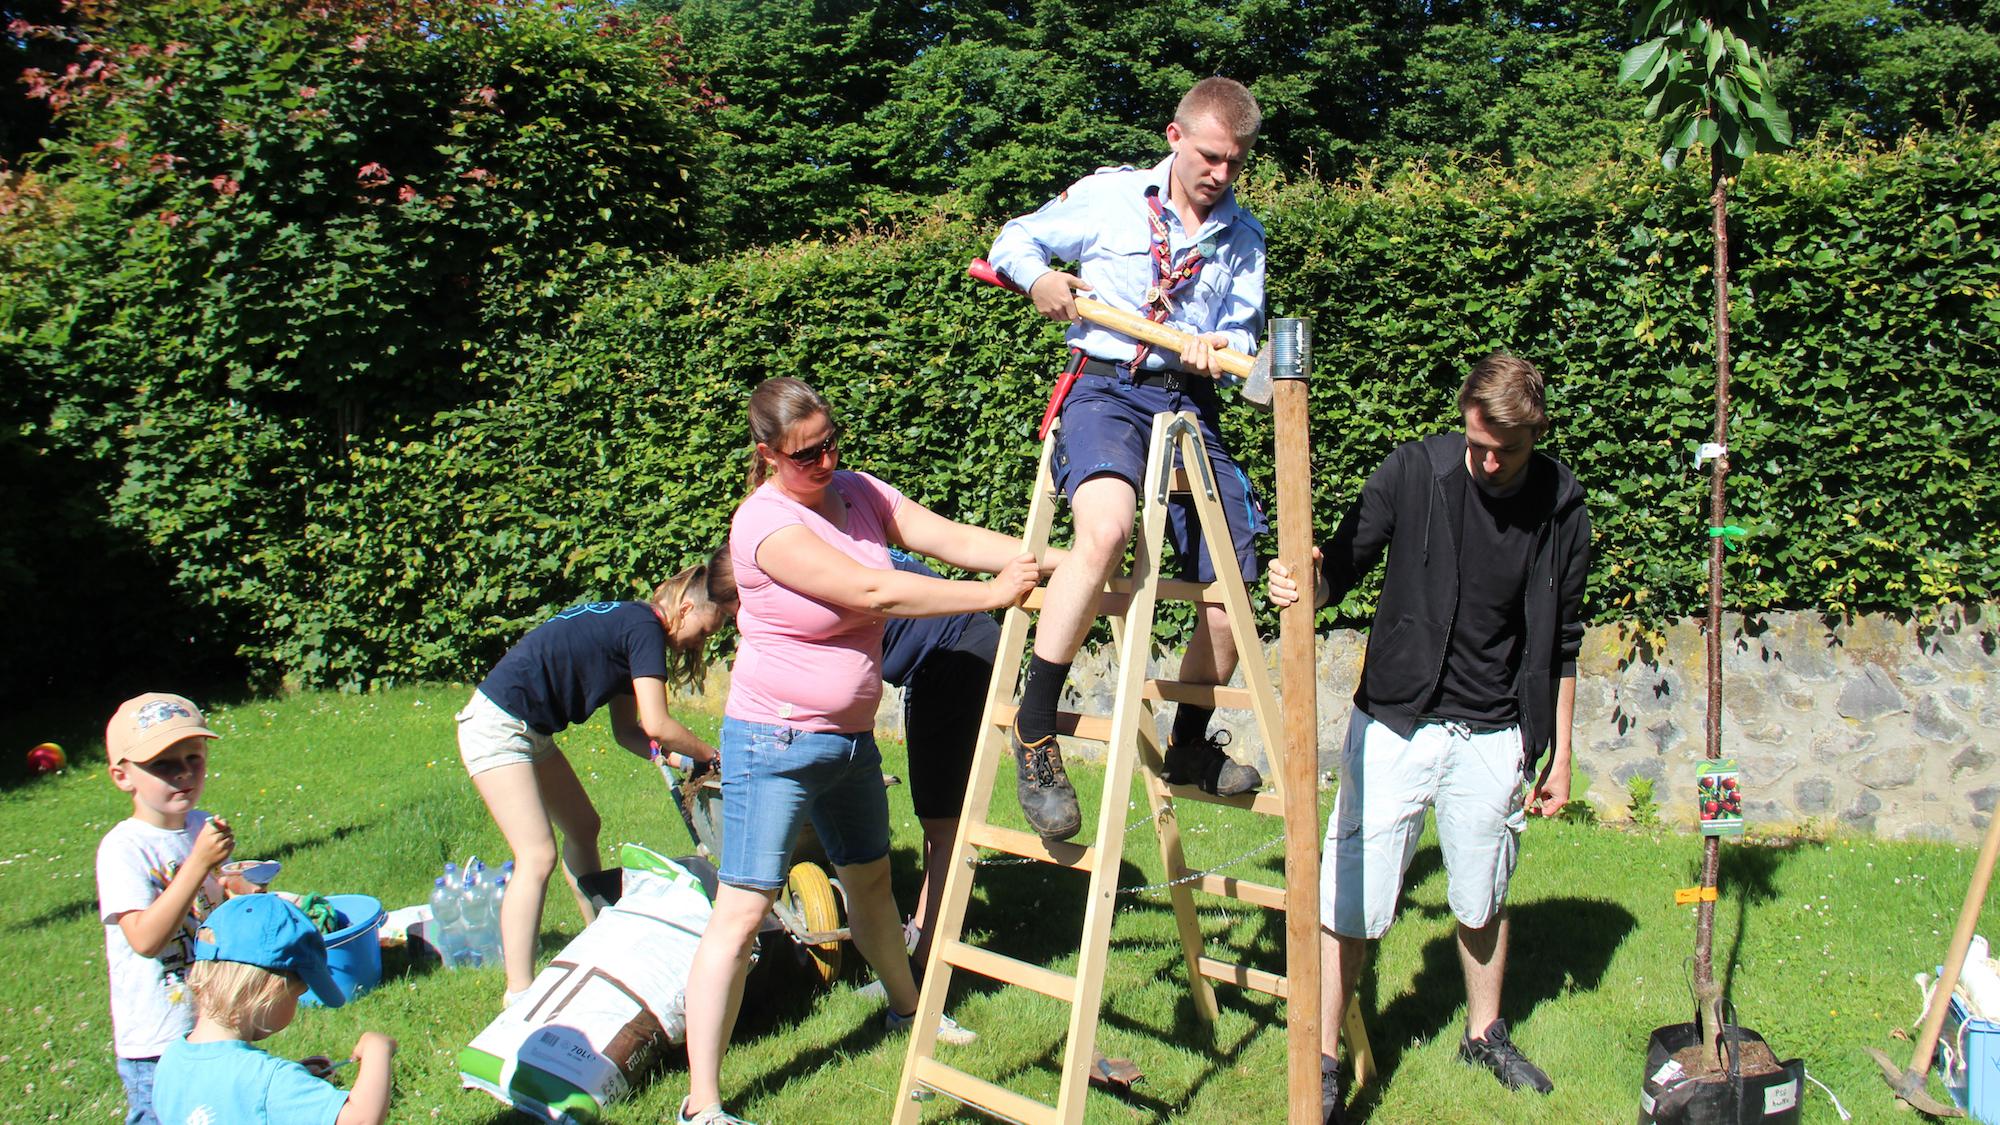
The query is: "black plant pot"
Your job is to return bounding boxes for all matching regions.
[1638,1020,1804,1124]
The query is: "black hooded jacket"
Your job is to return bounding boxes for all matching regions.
[1320,432,1591,768]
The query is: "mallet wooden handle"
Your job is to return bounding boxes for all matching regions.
[968,259,1255,379]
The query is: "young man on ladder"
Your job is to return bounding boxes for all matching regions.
[986,76,1270,841]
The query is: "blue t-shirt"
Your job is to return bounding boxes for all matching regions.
[476,602,670,735]
[881,553,1002,686]
[153,1038,348,1125]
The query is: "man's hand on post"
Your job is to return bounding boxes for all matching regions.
[1265,547,1324,610]
[1029,271,1090,324]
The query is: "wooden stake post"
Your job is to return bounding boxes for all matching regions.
[1270,318,1323,1124]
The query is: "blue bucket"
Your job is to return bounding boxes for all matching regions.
[303,893,386,1008]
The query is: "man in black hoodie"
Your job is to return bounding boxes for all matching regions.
[1268,354,1590,1122]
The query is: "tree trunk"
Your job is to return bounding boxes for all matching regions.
[1692,153,1733,1060]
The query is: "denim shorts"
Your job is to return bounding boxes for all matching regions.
[718,717,892,891]
[1320,711,1528,938]
[1052,371,1267,583]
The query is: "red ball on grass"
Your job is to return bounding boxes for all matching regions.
[26,743,65,774]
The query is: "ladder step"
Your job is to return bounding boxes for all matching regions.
[1128,576,1227,604]
[1144,680,1254,709]
[939,940,1077,1001]
[991,704,1113,743]
[963,821,1098,871]
[912,1056,1057,1125]
[1021,577,1228,614]
[1187,873,1288,911]
[1160,784,1288,818]
[1198,956,1287,998]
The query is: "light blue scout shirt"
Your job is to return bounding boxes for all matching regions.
[153,1038,349,1124]
[988,153,1266,371]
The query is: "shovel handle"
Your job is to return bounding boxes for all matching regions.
[967,259,1255,379]
[1911,799,2000,1073]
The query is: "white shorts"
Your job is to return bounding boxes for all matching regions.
[1320,711,1528,938]
[456,690,559,777]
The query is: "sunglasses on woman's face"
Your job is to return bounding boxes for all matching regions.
[780,431,840,467]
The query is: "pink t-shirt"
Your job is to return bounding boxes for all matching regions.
[727,470,906,732]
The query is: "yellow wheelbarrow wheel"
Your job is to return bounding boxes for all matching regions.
[784,861,842,986]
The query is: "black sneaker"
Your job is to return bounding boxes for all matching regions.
[1321,1057,1345,1125]
[1011,725,1082,840]
[1163,729,1261,796]
[1458,1019,1552,1094]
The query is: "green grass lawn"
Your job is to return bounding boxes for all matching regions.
[0,684,1991,1123]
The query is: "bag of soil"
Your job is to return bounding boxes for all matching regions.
[457,844,712,1123]
[1638,1019,1804,1125]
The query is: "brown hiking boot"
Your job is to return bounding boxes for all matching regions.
[1011,725,1081,840]
[1163,729,1261,796]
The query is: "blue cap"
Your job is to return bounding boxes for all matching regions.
[194,895,346,1007]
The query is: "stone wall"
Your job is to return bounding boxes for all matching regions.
[856,603,2000,842]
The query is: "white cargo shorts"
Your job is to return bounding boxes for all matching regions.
[1320,711,1529,938]
[455,689,559,777]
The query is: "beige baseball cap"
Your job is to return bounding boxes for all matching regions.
[106,692,220,765]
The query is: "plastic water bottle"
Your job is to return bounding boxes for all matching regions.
[443,862,481,968]
[457,862,489,968]
[491,860,515,964]
[464,861,504,966]
[444,863,471,967]
[429,876,469,969]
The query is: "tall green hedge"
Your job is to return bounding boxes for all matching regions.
[0,0,714,694]
[1265,136,2000,623]
[15,133,2000,689]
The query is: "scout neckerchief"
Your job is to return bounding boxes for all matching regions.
[1127,184,1208,372]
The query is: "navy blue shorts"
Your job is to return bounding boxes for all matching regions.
[1051,370,1267,583]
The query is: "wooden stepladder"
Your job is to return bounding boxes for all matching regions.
[891,410,1372,1125]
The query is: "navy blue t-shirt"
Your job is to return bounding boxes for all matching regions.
[881,553,1001,687]
[477,602,670,735]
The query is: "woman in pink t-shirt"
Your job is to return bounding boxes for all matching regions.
[678,377,1046,1125]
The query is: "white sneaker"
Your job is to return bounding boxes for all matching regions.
[884,1004,978,1046]
[856,978,887,1002]
[678,1100,754,1125]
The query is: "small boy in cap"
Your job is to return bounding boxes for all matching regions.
[95,692,235,1124]
[152,894,397,1124]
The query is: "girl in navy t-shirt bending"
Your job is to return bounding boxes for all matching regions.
[455,561,733,1005]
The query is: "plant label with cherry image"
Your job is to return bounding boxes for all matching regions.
[1697,758,1743,837]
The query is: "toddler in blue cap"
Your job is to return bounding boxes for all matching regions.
[152,894,397,1125]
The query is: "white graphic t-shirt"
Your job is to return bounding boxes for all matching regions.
[97,813,222,1058]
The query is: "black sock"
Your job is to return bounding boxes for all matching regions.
[1016,655,1070,744]
[1171,705,1215,751]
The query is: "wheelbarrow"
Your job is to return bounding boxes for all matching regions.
[652,748,898,987]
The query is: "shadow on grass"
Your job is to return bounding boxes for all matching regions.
[899,841,1274,1119]
[260,821,374,869]
[1714,841,1793,1008]
[955,856,1111,980]
[15,819,379,931]
[1348,895,1638,1121]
